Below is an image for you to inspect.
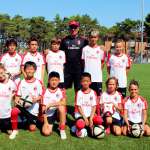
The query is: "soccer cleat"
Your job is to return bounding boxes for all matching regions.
[105,127,110,135]
[9,130,18,140]
[60,130,67,140]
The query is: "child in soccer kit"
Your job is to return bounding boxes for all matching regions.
[122,80,150,136]
[21,37,45,83]
[0,39,22,85]
[0,63,16,135]
[74,72,103,137]
[100,77,123,135]
[82,30,105,96]
[10,61,44,139]
[46,38,66,89]
[107,40,131,98]
[42,71,67,140]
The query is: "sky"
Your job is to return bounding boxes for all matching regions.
[0,0,150,27]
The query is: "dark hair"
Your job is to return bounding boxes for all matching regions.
[24,61,37,70]
[48,71,60,79]
[129,80,139,89]
[5,39,17,47]
[81,72,91,80]
[28,37,38,45]
[105,77,118,88]
[51,38,61,45]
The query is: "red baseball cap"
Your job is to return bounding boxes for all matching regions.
[69,20,80,27]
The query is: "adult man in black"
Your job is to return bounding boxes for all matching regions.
[60,21,88,91]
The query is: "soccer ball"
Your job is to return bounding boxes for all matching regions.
[131,124,144,138]
[93,125,105,139]
[76,128,87,138]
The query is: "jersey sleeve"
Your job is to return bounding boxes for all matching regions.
[141,97,148,110]
[126,55,131,69]
[92,92,97,106]
[76,92,82,106]
[62,51,66,64]
[106,53,111,67]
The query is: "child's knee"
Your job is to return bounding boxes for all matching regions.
[42,129,52,136]
[114,126,122,136]
[106,117,112,124]
[29,124,37,132]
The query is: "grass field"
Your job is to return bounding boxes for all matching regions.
[0,64,150,150]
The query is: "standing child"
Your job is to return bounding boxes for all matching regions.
[21,37,45,83]
[82,30,105,96]
[0,63,16,135]
[1,39,22,85]
[74,72,102,137]
[100,77,123,135]
[10,61,44,139]
[46,38,66,88]
[42,72,67,140]
[107,40,131,98]
[123,80,150,136]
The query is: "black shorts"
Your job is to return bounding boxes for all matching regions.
[58,82,65,89]
[112,118,123,127]
[64,71,81,91]
[117,88,126,98]
[90,82,102,96]
[17,105,38,125]
[0,118,11,130]
[47,111,57,125]
[124,121,142,126]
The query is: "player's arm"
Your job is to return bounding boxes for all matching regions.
[89,105,96,127]
[41,64,45,83]
[77,106,89,126]
[15,95,21,105]
[32,95,42,103]
[46,97,66,109]
[21,65,27,79]
[123,109,130,131]
[142,109,147,126]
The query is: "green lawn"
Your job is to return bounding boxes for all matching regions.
[0,64,150,150]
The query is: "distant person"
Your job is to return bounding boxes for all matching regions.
[107,40,131,97]
[60,20,88,91]
[82,30,105,96]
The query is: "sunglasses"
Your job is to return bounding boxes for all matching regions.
[69,26,78,30]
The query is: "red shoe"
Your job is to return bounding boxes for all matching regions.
[105,127,110,135]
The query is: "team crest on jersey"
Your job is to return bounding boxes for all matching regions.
[114,96,118,101]
[96,50,100,54]
[15,58,18,62]
[8,87,11,91]
[59,55,62,59]
[90,96,93,101]
[122,59,125,63]
[37,58,40,62]
[56,93,60,98]
[137,103,142,108]
[77,40,80,45]
[34,87,37,91]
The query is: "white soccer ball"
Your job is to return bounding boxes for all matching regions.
[76,128,87,138]
[93,125,105,139]
[131,124,144,138]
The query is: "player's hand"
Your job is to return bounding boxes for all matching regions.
[32,96,38,103]
[89,117,93,127]
[127,124,131,133]
[15,99,21,105]
[84,117,89,126]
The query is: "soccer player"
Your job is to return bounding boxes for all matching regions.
[122,80,150,136]
[60,20,88,91]
[0,39,22,85]
[100,77,123,135]
[107,40,131,98]
[74,72,102,137]
[0,63,16,135]
[10,61,44,139]
[42,72,67,140]
[46,38,66,88]
[21,37,45,82]
[82,30,105,96]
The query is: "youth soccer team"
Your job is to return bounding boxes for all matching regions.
[0,20,150,140]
